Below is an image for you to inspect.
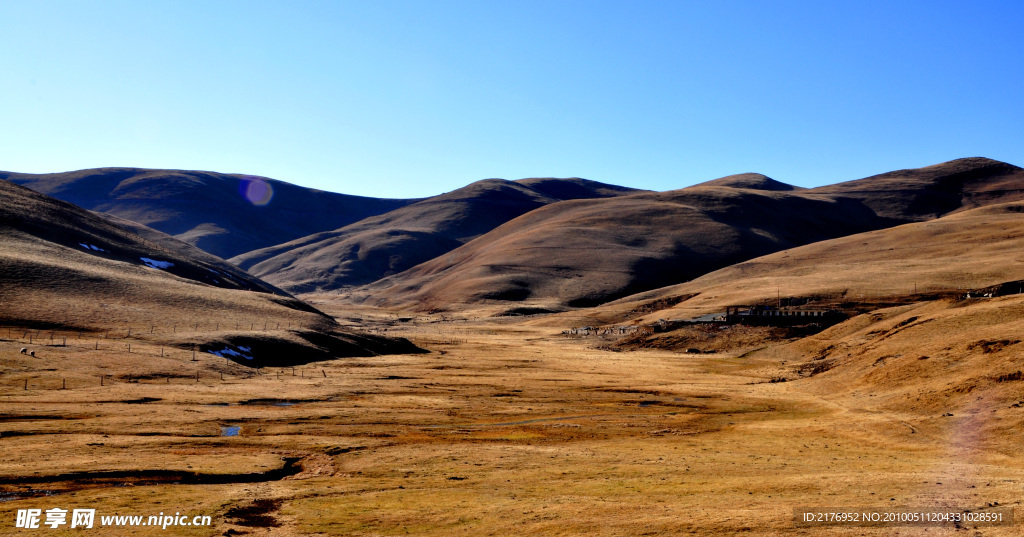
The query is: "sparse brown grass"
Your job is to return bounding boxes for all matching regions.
[3,305,1023,535]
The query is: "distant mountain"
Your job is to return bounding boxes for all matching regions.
[356,184,885,310]
[354,158,1024,310]
[0,168,417,259]
[230,177,641,292]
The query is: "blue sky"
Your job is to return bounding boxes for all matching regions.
[1,0,1021,198]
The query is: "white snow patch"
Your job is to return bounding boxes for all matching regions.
[140,257,174,269]
[79,243,107,252]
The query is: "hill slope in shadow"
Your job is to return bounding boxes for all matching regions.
[355,158,1024,311]
[594,199,1024,327]
[0,180,420,364]
[230,177,640,292]
[1,168,416,259]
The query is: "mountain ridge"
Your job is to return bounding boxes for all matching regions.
[349,157,1024,310]
[230,177,643,292]
[1,167,418,259]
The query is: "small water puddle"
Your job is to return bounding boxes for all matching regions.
[220,426,240,437]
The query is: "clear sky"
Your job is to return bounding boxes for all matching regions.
[1,0,1021,198]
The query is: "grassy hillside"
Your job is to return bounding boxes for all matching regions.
[1,168,416,259]
[0,179,420,365]
[351,158,1024,311]
[231,177,640,292]
[596,200,1024,327]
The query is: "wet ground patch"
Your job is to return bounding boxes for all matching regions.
[224,498,283,528]
[101,397,162,404]
[0,458,303,498]
[0,414,85,422]
[238,397,325,406]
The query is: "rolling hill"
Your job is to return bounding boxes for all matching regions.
[0,168,416,259]
[0,179,420,365]
[594,199,1024,327]
[352,158,1024,311]
[230,177,640,292]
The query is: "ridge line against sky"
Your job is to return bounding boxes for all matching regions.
[1,0,1022,198]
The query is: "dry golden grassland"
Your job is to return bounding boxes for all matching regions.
[2,300,1022,536]
[598,201,1024,327]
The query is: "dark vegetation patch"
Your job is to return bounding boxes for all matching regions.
[617,323,821,353]
[497,306,561,316]
[325,446,367,456]
[625,399,705,409]
[996,371,1024,383]
[627,293,698,315]
[798,359,837,377]
[894,316,919,329]
[0,320,90,332]
[812,345,837,361]
[968,339,1020,354]
[480,287,531,301]
[224,499,283,528]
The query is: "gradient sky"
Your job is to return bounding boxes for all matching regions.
[1,0,1021,198]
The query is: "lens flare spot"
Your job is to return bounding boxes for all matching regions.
[239,176,274,206]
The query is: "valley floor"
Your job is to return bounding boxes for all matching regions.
[1,310,1021,536]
